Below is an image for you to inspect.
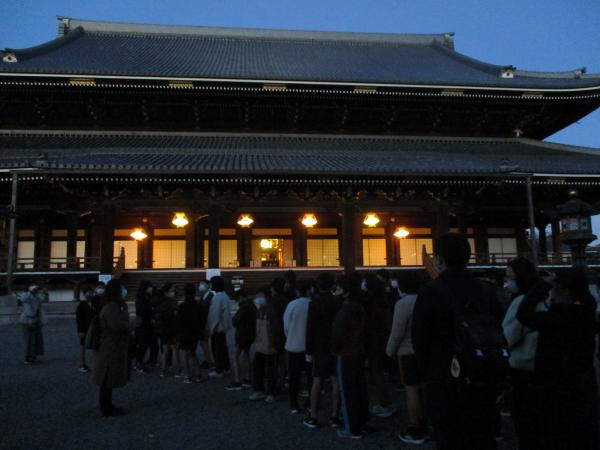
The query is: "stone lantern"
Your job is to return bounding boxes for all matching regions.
[557,189,598,266]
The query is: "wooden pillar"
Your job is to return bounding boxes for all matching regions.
[35,218,50,269]
[237,227,251,267]
[185,216,196,268]
[208,206,220,269]
[99,207,115,275]
[66,214,78,268]
[537,221,548,262]
[197,224,205,267]
[293,221,307,267]
[386,219,399,266]
[515,222,528,256]
[473,221,488,263]
[433,203,451,239]
[89,221,102,270]
[551,219,562,262]
[342,206,358,273]
[457,210,468,235]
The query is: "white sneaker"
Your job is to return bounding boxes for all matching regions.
[208,370,224,379]
[248,391,267,401]
[371,404,396,418]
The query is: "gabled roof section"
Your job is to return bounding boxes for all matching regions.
[1,16,599,91]
[1,130,600,177]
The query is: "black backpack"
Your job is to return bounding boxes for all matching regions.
[445,281,510,386]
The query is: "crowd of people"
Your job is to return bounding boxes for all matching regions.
[21,232,600,448]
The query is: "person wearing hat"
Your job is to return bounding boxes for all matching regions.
[19,284,46,364]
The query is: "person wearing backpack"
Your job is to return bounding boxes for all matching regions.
[412,233,504,450]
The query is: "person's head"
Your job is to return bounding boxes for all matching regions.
[396,271,422,296]
[375,268,390,282]
[28,284,43,299]
[554,266,592,305]
[334,275,349,296]
[232,289,248,303]
[365,273,386,297]
[297,280,313,298]
[283,270,297,287]
[271,278,285,296]
[506,257,538,295]
[210,276,225,293]
[345,272,363,301]
[198,279,210,293]
[137,280,153,300]
[183,283,196,301]
[434,233,471,270]
[162,283,175,299]
[82,288,94,301]
[94,282,106,296]
[254,287,270,309]
[105,279,123,303]
[316,272,335,292]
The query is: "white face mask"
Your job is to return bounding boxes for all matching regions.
[254,296,267,308]
[121,287,128,299]
[360,280,368,292]
[166,290,175,299]
[95,288,105,296]
[198,283,208,293]
[146,287,154,296]
[390,279,399,289]
[503,279,519,295]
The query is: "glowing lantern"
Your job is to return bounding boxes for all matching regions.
[363,213,380,227]
[260,239,274,249]
[393,227,410,239]
[237,214,254,227]
[130,228,148,241]
[301,213,318,228]
[171,212,189,228]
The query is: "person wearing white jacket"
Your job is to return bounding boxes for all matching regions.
[206,276,232,379]
[283,281,312,413]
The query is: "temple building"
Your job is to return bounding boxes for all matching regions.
[1,17,600,295]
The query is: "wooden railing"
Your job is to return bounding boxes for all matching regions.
[8,256,101,271]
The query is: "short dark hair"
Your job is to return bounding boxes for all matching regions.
[105,279,122,302]
[184,283,196,299]
[284,270,297,284]
[435,233,471,269]
[271,277,285,294]
[397,271,422,295]
[316,272,334,291]
[210,276,225,292]
[508,257,538,294]
[297,280,313,297]
[161,283,174,293]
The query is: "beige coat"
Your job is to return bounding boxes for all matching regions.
[91,301,131,388]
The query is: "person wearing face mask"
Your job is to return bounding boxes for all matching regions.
[249,287,283,403]
[133,280,154,373]
[76,288,95,372]
[501,258,543,450]
[91,282,106,316]
[206,276,233,379]
[226,289,257,391]
[19,284,46,365]
[154,283,179,377]
[385,271,428,445]
[197,280,215,369]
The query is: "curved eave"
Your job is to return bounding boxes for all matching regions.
[1,71,600,95]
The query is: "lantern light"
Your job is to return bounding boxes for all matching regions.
[237,214,254,227]
[172,212,189,228]
[363,213,380,227]
[260,239,274,249]
[130,228,148,241]
[301,213,318,228]
[393,227,410,239]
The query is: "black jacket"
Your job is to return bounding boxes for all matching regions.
[331,299,366,356]
[412,268,500,383]
[306,291,342,357]
[232,299,257,347]
[76,300,93,333]
[177,298,204,342]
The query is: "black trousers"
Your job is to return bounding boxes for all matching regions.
[510,369,544,450]
[287,351,312,409]
[253,352,277,395]
[134,324,153,365]
[424,380,497,450]
[337,355,369,435]
[211,332,230,373]
[99,371,113,416]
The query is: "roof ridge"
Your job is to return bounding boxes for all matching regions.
[58,16,455,48]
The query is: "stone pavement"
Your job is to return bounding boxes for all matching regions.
[0,319,518,450]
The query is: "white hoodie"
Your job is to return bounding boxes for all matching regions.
[283,296,310,353]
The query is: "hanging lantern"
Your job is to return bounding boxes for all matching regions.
[260,239,274,249]
[237,214,254,227]
[363,213,380,227]
[301,213,318,228]
[130,228,148,241]
[393,227,410,239]
[171,212,189,228]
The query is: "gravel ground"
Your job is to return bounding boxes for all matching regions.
[0,319,518,450]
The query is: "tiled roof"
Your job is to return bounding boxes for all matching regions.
[1,17,599,90]
[1,131,600,176]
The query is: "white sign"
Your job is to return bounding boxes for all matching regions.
[206,269,221,281]
[98,274,112,284]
